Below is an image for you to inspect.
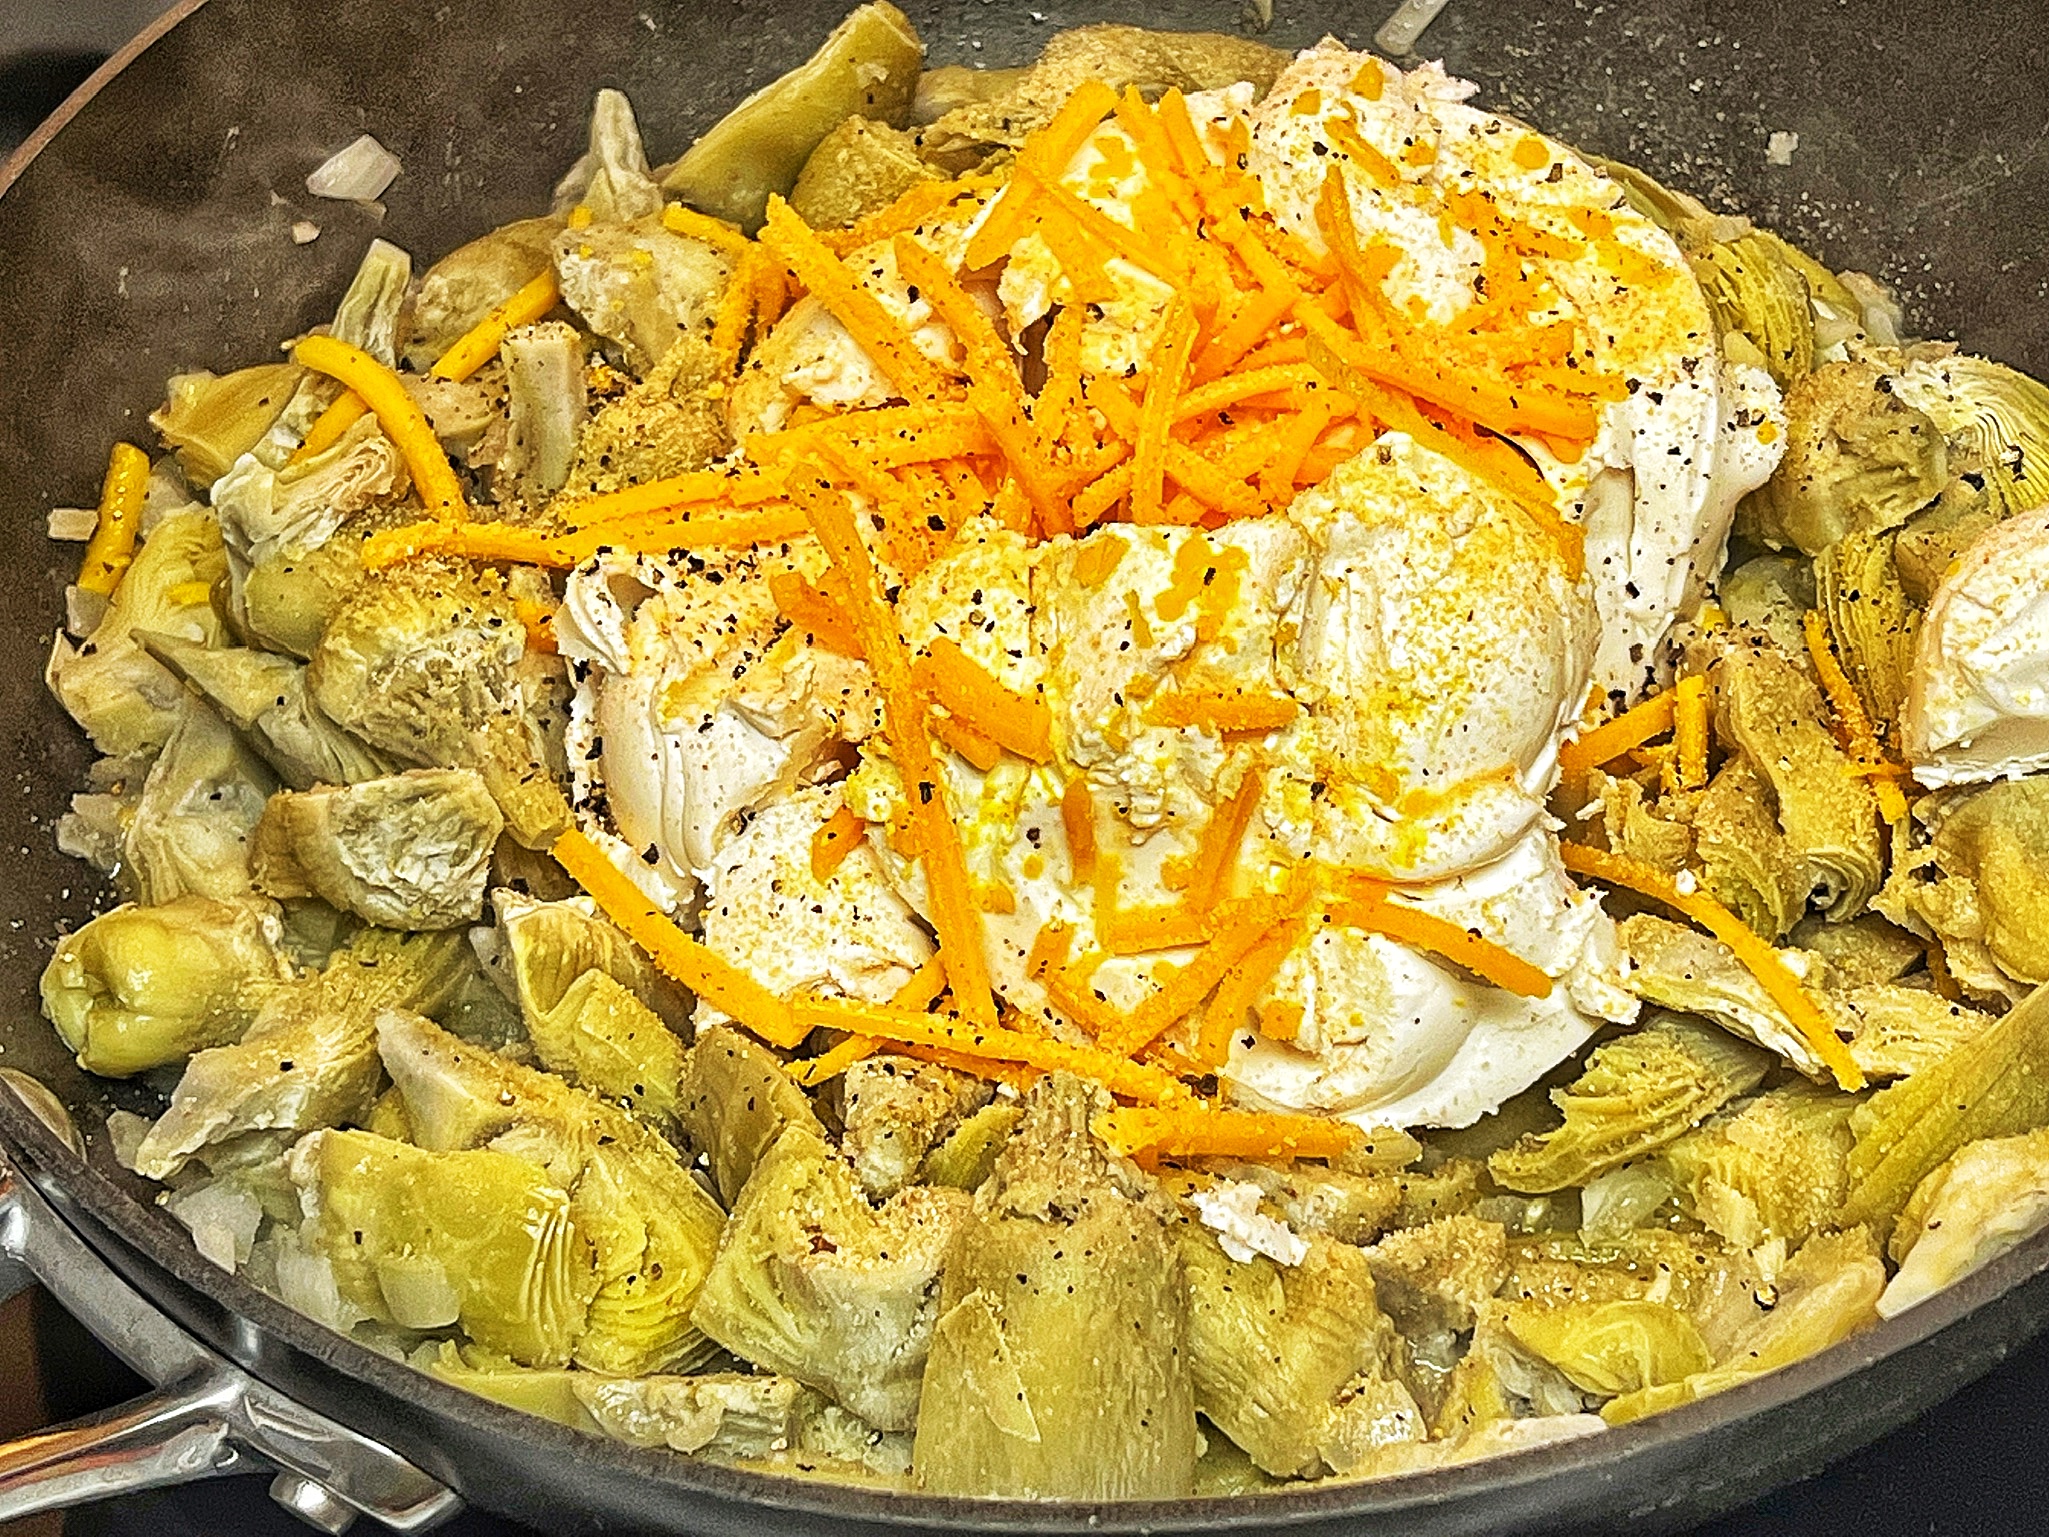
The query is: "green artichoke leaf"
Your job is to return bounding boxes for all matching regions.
[47,510,228,757]
[1602,1228,1884,1424]
[661,2,925,231]
[375,1009,725,1374]
[911,1075,1197,1498]
[124,697,278,907]
[290,1127,597,1365]
[1488,1014,1771,1194]
[1747,354,1949,555]
[149,363,307,487]
[528,967,685,1125]
[693,1122,965,1430]
[251,768,504,929]
[842,1054,991,1199]
[677,1023,824,1205]
[136,631,395,791]
[1882,1128,2049,1317]
[41,896,289,1078]
[1503,1298,1711,1401]
[789,116,941,231]
[1844,979,2049,1229]
[1179,1222,1421,1478]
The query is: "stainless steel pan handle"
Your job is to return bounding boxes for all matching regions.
[0,1142,462,1533]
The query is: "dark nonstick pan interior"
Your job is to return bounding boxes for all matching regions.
[0,0,2046,1531]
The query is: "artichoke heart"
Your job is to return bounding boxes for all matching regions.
[1488,1013,1770,1194]
[550,217,732,376]
[677,1023,825,1206]
[1692,758,1807,942]
[1502,1298,1712,1401]
[149,363,306,487]
[137,632,393,791]
[789,116,941,231]
[290,1128,597,1365]
[1179,1223,1421,1478]
[1708,629,1884,922]
[251,769,504,930]
[309,561,568,848]
[693,1123,965,1431]
[842,1055,992,1200]
[1655,1082,1855,1251]
[1689,231,1815,389]
[1888,350,2049,518]
[41,897,289,1078]
[1746,355,1948,556]
[661,2,926,231]
[47,510,227,758]
[500,322,588,504]
[1843,978,2049,1230]
[125,697,278,907]
[496,889,689,1033]
[1881,1128,2049,1317]
[211,412,409,571]
[1816,529,1919,732]
[554,87,663,225]
[405,216,564,372]
[240,527,373,662]
[1924,777,2049,988]
[375,1009,727,1375]
[912,1075,1198,1498]
[528,967,685,1125]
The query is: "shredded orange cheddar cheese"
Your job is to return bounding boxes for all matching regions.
[1559,842,1865,1091]
[1145,688,1302,734]
[431,268,563,383]
[810,803,867,881]
[553,827,804,1048]
[1108,893,1306,1056]
[791,472,998,1028]
[1325,885,1553,999]
[1558,690,1678,786]
[788,952,950,1087]
[912,637,1053,763]
[660,202,752,258]
[76,442,149,597]
[1197,918,1297,1068]
[362,504,809,570]
[1674,673,1710,790]
[1132,295,1200,524]
[291,393,373,465]
[1061,777,1099,883]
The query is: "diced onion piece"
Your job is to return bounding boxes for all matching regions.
[306,134,402,202]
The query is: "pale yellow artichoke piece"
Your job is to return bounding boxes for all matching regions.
[405,216,565,372]
[124,697,278,907]
[495,890,685,1033]
[1716,554,1815,659]
[789,116,940,230]
[308,562,568,848]
[500,322,588,504]
[528,967,685,1125]
[555,88,664,225]
[1786,912,1925,988]
[550,216,731,375]
[1601,1228,1884,1425]
[1881,1128,2049,1316]
[916,24,1287,157]
[1180,1223,1420,1477]
[290,1128,597,1365]
[574,1372,815,1457]
[1709,629,1884,922]
[1488,1014,1770,1194]
[136,632,394,791]
[1817,529,1919,731]
[1655,1082,1854,1250]
[1692,758,1806,941]
[917,1102,1023,1192]
[1893,493,2000,606]
[1501,1229,1769,1362]
[1927,777,2049,987]
[375,1010,727,1374]
[677,1023,823,1205]
[239,526,373,661]
[1844,979,2049,1229]
[41,896,288,1078]
[912,1075,1198,1498]
[1690,232,1815,388]
[1746,355,1949,555]
[662,3,925,231]
[1363,1214,1509,1338]
[150,363,306,486]
[1590,768,1695,878]
[47,510,228,758]
[251,769,503,929]
[561,327,730,494]
[693,1123,965,1432]
[1888,351,2049,518]
[419,1341,603,1434]
[1503,1298,1712,1401]
[842,1054,991,1199]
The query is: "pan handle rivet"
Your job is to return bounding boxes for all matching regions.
[269,1471,358,1536]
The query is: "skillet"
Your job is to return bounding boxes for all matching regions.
[0,0,2046,1529]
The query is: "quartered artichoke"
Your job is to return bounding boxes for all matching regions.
[841,1055,992,1200]
[1488,1014,1770,1194]
[149,363,306,488]
[1656,1083,1855,1251]
[405,216,564,372]
[551,217,732,374]
[661,1,926,231]
[1502,1299,1712,1402]
[913,1075,1198,1499]
[41,896,289,1077]
[1180,1223,1421,1477]
[789,116,940,231]
[124,697,277,906]
[291,1127,598,1365]
[1816,529,1919,730]
[1887,350,2049,518]
[693,1122,965,1431]
[251,769,504,929]
[1881,1129,2049,1317]
[309,562,569,848]
[527,968,686,1126]
[554,88,664,225]
[677,1023,824,1205]
[500,322,588,503]
[376,1010,727,1376]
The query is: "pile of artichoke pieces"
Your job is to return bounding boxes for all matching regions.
[37,3,2049,1499]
